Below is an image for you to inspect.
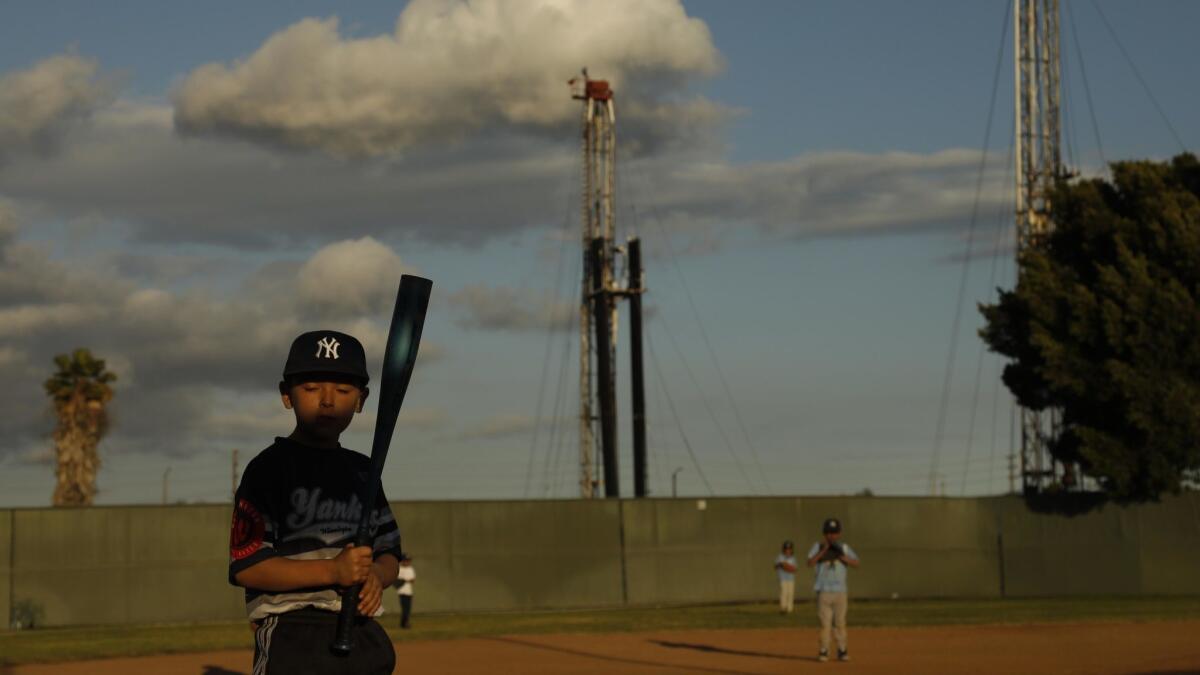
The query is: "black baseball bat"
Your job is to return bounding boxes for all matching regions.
[330,274,432,655]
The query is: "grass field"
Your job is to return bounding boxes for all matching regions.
[2,596,1199,666]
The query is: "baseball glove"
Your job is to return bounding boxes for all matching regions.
[818,543,844,563]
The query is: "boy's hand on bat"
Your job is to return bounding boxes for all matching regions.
[332,545,374,587]
[357,571,384,616]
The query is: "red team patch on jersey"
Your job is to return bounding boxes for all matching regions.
[230,497,266,560]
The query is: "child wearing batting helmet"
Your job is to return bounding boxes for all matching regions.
[806,517,860,663]
[229,330,402,675]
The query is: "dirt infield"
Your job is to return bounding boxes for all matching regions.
[6,621,1199,675]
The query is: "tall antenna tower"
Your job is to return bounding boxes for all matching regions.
[1014,0,1066,494]
[569,71,648,499]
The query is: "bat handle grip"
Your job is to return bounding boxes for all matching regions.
[330,584,361,655]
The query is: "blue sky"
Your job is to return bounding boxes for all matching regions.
[1,0,1197,506]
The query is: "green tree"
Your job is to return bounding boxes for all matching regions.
[43,348,116,506]
[980,153,1200,501]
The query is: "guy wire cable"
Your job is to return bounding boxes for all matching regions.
[930,0,1010,496]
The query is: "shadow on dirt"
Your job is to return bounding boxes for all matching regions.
[483,636,768,675]
[648,640,809,661]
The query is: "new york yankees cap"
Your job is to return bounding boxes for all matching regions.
[282,330,369,384]
[822,517,842,533]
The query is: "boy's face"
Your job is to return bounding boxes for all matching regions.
[281,377,368,445]
[824,531,842,544]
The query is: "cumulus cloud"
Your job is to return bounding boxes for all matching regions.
[2,101,575,247]
[448,283,575,332]
[2,84,1010,257]
[297,237,409,317]
[1,95,1012,251]
[0,53,114,160]
[173,0,725,157]
[0,223,441,464]
[638,149,1012,240]
[0,303,108,338]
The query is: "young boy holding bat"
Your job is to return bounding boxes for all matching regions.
[806,517,859,663]
[229,330,401,674]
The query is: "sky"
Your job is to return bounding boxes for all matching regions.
[1,0,1197,507]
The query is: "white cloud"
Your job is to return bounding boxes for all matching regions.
[0,101,576,246]
[173,0,724,157]
[637,149,1011,239]
[0,220,444,462]
[448,283,575,332]
[209,401,296,441]
[297,237,408,317]
[0,303,107,338]
[0,53,114,160]
[0,96,1009,250]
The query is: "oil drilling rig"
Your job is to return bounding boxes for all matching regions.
[1014,0,1076,494]
[569,71,648,499]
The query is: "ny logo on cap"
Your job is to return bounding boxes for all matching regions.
[315,336,340,359]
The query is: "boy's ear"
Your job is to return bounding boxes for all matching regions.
[279,381,294,410]
[356,387,370,413]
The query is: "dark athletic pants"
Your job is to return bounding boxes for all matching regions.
[252,607,395,675]
[399,595,413,628]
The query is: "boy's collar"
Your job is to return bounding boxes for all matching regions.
[276,435,343,452]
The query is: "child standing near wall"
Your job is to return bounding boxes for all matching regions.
[396,553,416,628]
[773,540,797,614]
[806,517,859,662]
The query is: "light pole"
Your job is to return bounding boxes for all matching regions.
[672,467,684,498]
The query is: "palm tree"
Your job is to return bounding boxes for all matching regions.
[44,349,116,506]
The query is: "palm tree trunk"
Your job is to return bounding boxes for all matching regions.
[52,393,101,506]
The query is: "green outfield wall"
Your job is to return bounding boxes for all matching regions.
[3,494,1198,628]
[1,511,11,630]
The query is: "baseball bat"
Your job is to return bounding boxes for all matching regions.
[330,274,432,655]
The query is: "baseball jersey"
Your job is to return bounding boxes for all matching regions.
[775,553,797,582]
[807,541,857,593]
[396,566,415,596]
[229,436,403,621]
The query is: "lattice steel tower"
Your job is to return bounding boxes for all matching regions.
[568,71,649,499]
[571,71,617,498]
[1014,0,1066,494]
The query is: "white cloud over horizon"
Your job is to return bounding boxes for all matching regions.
[172,0,726,158]
[0,53,115,162]
[448,283,575,333]
[0,213,449,465]
[0,94,1008,249]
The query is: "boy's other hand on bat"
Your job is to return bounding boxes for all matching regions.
[357,571,384,616]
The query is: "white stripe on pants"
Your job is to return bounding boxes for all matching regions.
[778,580,794,613]
[817,591,847,652]
[252,615,279,675]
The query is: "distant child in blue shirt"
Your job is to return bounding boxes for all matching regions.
[773,540,798,614]
[806,517,859,662]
